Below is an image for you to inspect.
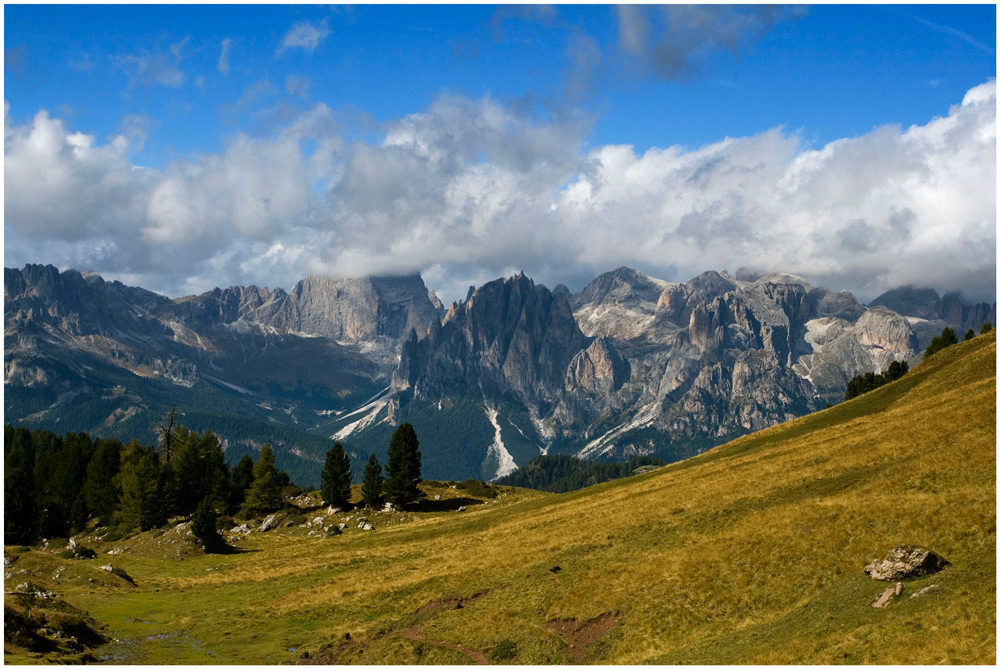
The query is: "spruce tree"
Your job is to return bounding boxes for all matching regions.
[170,429,228,516]
[964,329,976,341]
[243,443,283,515]
[191,497,224,553]
[115,444,165,531]
[228,454,255,512]
[925,326,959,357]
[4,440,37,544]
[360,454,383,509]
[980,321,993,335]
[84,439,122,525]
[384,423,422,507]
[321,442,353,509]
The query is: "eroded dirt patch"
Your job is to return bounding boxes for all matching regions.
[413,587,500,617]
[401,625,488,664]
[547,612,621,663]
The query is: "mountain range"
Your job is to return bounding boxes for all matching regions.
[4,263,994,483]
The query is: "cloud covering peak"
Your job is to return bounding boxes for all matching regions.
[4,80,996,304]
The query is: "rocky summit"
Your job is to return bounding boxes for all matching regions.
[4,263,995,483]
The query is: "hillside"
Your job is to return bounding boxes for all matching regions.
[4,331,994,664]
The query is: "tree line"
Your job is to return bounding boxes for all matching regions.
[320,422,423,510]
[4,417,298,549]
[496,454,666,493]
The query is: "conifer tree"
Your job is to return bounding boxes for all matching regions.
[170,429,228,516]
[360,454,383,509]
[964,328,976,341]
[191,497,225,553]
[84,439,122,525]
[384,422,422,507]
[321,442,353,509]
[115,443,165,532]
[4,439,37,544]
[243,443,283,515]
[925,326,959,357]
[229,454,255,512]
[980,321,993,335]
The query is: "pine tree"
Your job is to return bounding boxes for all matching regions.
[384,423,422,507]
[925,327,959,357]
[115,444,165,532]
[84,439,122,525]
[884,359,909,382]
[980,321,993,335]
[191,497,225,553]
[964,329,976,341]
[321,442,353,509]
[170,429,229,516]
[243,443,283,515]
[4,439,37,544]
[228,454,255,512]
[360,454,383,509]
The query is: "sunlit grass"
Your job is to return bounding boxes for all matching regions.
[6,332,994,664]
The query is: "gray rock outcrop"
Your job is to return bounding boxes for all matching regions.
[865,546,949,581]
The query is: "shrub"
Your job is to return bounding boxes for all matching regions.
[489,639,518,662]
[457,479,497,499]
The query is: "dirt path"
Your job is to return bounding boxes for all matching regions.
[401,625,489,665]
[547,612,621,664]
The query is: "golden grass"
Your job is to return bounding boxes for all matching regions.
[6,332,995,664]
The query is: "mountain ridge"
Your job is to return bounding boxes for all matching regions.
[5,262,995,483]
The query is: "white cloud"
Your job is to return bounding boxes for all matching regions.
[4,81,996,306]
[276,18,331,56]
[111,37,188,88]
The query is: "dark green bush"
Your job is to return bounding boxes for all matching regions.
[489,639,517,662]
[457,479,497,499]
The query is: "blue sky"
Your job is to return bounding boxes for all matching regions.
[4,4,997,303]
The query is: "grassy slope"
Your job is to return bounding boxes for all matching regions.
[6,332,995,665]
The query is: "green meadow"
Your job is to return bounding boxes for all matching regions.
[5,331,995,664]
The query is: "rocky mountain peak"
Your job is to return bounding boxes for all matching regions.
[393,273,587,406]
[572,267,673,338]
[869,285,996,332]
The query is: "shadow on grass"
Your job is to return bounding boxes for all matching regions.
[409,497,484,512]
[207,541,258,555]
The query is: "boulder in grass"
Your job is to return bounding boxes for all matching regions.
[865,545,949,581]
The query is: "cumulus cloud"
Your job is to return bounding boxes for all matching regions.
[4,81,996,305]
[277,18,331,56]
